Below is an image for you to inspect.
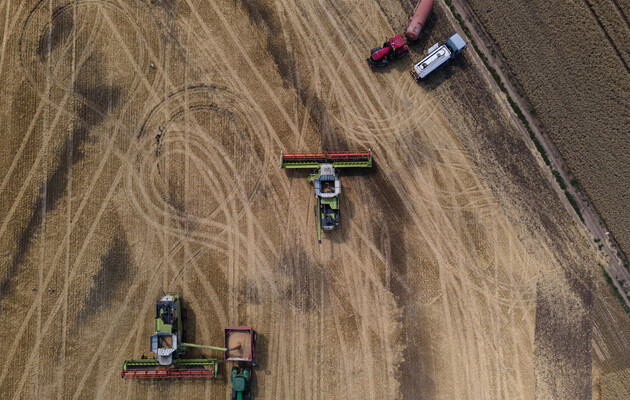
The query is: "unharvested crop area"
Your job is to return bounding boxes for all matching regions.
[0,0,629,399]
[465,0,630,260]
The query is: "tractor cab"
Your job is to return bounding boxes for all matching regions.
[384,34,409,59]
[231,366,252,400]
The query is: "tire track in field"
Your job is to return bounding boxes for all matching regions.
[2,52,145,390]
[0,3,237,381]
[0,0,153,244]
[183,0,302,137]
[7,113,131,396]
[609,0,630,31]
[583,0,630,74]
[0,1,27,79]
[126,85,272,260]
[267,0,391,147]
[6,14,156,392]
[277,0,435,149]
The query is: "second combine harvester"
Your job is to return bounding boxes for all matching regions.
[280,150,372,243]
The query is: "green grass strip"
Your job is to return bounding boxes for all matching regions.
[599,264,630,313]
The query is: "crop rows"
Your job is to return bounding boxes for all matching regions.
[465,0,630,256]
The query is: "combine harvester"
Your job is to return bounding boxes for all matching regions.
[122,294,256,379]
[410,33,467,81]
[280,150,372,243]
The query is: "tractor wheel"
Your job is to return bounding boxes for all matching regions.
[398,50,409,59]
[370,47,381,55]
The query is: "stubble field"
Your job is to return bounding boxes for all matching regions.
[1,0,629,399]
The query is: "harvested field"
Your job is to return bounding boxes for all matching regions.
[464,0,630,260]
[0,0,629,399]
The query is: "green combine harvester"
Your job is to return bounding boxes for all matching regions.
[280,150,373,243]
[122,294,232,379]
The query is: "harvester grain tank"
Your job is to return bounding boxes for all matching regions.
[405,0,434,41]
[410,33,467,81]
[280,150,372,243]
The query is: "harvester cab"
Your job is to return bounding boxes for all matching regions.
[280,150,372,243]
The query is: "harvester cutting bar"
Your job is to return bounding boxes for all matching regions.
[122,359,218,379]
[122,368,215,379]
[280,150,372,168]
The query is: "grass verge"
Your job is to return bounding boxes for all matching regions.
[599,264,630,313]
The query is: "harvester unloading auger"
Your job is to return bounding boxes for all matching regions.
[122,294,256,379]
[280,150,373,243]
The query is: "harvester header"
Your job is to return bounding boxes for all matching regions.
[280,150,372,169]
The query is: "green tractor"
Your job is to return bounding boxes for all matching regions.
[231,366,252,400]
[122,294,231,379]
[280,150,373,243]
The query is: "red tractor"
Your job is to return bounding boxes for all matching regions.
[366,34,409,68]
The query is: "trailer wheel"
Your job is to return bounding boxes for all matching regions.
[253,331,257,343]
[182,308,187,319]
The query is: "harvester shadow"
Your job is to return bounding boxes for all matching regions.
[329,162,377,245]
[248,331,266,399]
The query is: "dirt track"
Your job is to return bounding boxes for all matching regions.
[1,1,630,399]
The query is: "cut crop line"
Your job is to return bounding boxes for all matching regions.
[609,0,630,33]
[0,0,25,79]
[583,0,630,75]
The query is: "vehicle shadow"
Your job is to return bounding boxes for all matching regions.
[328,162,377,245]
[248,331,266,399]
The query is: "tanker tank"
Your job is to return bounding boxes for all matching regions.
[405,0,434,41]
